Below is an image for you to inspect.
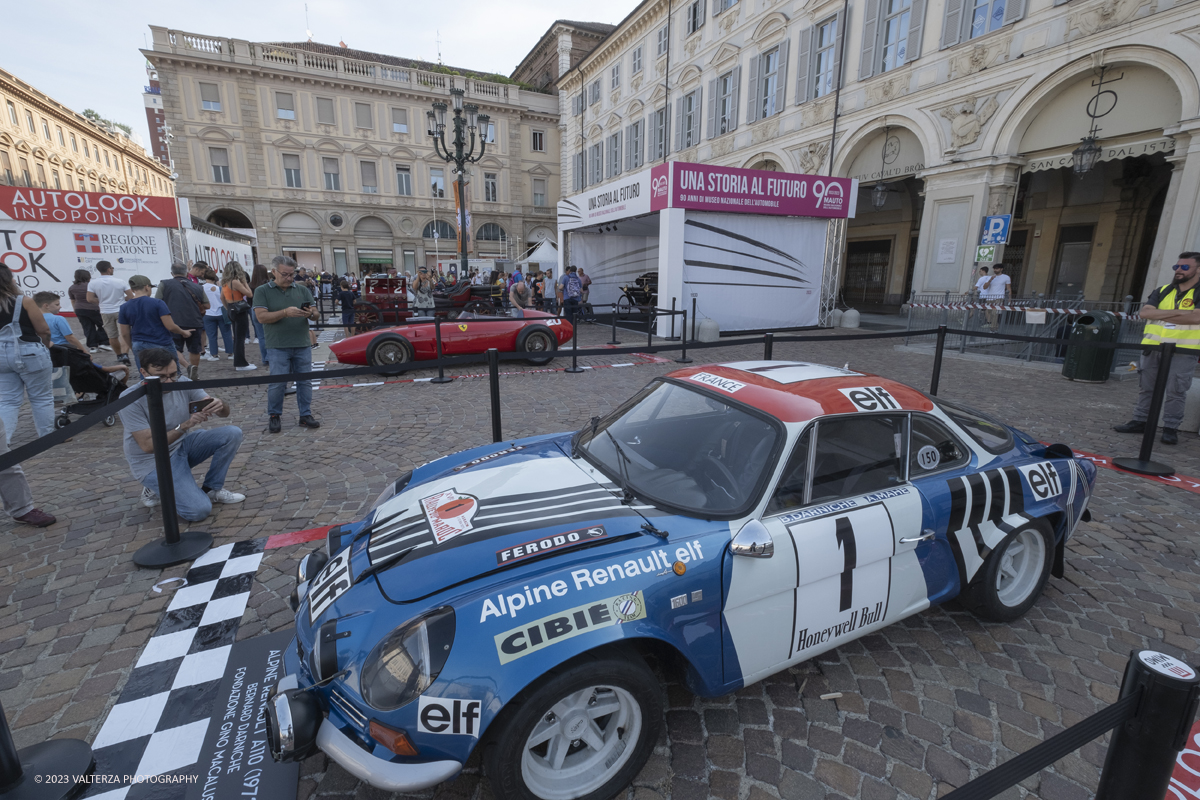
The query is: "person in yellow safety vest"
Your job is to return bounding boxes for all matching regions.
[1114,252,1200,445]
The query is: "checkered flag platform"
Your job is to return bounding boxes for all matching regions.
[86,540,266,799]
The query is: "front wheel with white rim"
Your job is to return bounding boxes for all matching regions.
[962,520,1054,622]
[484,652,662,800]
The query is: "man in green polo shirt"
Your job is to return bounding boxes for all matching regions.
[254,255,322,433]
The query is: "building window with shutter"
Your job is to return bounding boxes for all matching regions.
[484,172,498,202]
[199,82,222,111]
[686,0,705,34]
[5,101,15,125]
[316,97,336,125]
[361,161,378,193]
[590,143,604,185]
[573,152,585,191]
[1,151,14,185]
[533,178,547,207]
[607,133,622,178]
[18,158,31,187]
[396,165,412,195]
[590,80,601,105]
[51,170,60,190]
[881,0,912,72]
[632,47,643,74]
[283,154,302,188]
[532,130,545,152]
[612,64,621,89]
[35,163,47,188]
[714,0,739,12]
[431,167,445,198]
[760,48,781,118]
[24,111,34,134]
[69,133,77,152]
[970,0,1006,38]
[355,102,372,130]
[41,120,50,140]
[210,148,231,183]
[323,157,341,190]
[483,121,496,144]
[656,26,669,56]
[715,70,737,135]
[276,92,295,120]
[814,17,840,97]
[627,120,645,169]
[651,108,669,160]
[680,89,701,148]
[56,126,64,146]
[392,108,408,133]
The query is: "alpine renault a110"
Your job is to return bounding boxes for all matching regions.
[266,360,1096,800]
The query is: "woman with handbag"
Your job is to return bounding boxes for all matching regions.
[0,266,54,444]
[220,261,256,371]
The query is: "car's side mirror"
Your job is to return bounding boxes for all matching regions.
[731,519,774,558]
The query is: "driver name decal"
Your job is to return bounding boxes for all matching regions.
[838,386,900,411]
[451,445,527,472]
[688,372,747,393]
[494,591,647,664]
[421,489,481,544]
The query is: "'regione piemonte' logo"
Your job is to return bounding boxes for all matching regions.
[651,176,669,198]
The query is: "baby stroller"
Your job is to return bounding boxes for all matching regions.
[50,346,126,429]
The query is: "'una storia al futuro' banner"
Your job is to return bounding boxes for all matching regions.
[0,186,180,313]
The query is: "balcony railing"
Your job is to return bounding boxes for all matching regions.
[152,29,536,102]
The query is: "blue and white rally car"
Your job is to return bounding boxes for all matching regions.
[266,361,1096,800]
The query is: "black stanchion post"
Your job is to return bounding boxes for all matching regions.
[647,311,653,349]
[0,698,95,799]
[670,297,677,340]
[132,377,212,569]
[566,312,584,374]
[608,303,621,345]
[1095,650,1200,800]
[691,297,697,341]
[929,325,947,396]
[430,314,452,384]
[676,310,692,363]
[1114,343,1176,476]
[764,332,774,361]
[487,348,502,443]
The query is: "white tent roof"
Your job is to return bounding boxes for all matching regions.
[519,239,558,268]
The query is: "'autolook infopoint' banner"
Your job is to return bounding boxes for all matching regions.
[0,185,179,312]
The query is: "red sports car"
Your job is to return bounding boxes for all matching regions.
[328,308,574,368]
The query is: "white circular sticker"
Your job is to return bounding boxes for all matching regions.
[1138,651,1197,680]
[916,445,941,470]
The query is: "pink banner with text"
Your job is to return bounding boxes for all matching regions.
[653,162,857,219]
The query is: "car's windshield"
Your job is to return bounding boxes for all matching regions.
[935,398,1014,454]
[578,380,779,516]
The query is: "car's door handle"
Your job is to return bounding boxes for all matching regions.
[900,529,936,544]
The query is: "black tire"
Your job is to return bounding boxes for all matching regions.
[54,415,71,430]
[484,651,662,800]
[517,326,557,366]
[464,300,494,315]
[616,295,633,319]
[353,301,381,334]
[366,333,413,374]
[104,415,117,428]
[961,520,1054,622]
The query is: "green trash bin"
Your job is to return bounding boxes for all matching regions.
[1062,311,1118,382]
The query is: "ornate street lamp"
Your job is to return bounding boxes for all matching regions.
[428,87,489,277]
[871,124,892,211]
[1073,65,1111,177]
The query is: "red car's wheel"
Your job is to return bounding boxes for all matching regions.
[367,334,414,374]
[354,301,381,334]
[517,326,557,366]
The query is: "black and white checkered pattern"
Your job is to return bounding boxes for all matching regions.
[87,539,266,799]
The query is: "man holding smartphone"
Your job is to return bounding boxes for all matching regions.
[254,255,321,433]
[119,348,245,520]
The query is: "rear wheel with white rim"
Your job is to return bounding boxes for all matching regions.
[962,520,1054,622]
[484,651,662,800]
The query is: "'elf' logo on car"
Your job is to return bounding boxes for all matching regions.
[838,386,900,412]
[417,697,482,737]
[1019,462,1062,500]
[494,591,647,664]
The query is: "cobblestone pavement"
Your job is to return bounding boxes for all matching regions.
[2,320,1198,800]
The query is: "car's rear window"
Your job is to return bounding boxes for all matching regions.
[935,398,1014,454]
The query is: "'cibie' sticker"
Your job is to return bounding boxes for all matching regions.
[495,591,647,664]
[838,386,901,411]
[689,372,746,394]
[1019,462,1062,500]
[307,552,351,625]
[421,489,480,544]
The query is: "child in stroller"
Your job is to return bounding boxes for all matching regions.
[50,345,128,429]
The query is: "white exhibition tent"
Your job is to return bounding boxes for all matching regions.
[557,161,857,335]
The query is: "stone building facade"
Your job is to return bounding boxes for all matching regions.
[511,20,617,95]
[554,0,1200,305]
[143,28,561,274]
[0,67,173,196]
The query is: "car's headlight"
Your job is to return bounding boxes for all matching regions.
[360,607,456,711]
[369,470,412,512]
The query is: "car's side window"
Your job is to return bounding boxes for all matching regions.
[810,415,908,504]
[765,428,812,516]
[909,414,970,475]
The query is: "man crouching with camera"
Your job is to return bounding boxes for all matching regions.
[119,347,245,521]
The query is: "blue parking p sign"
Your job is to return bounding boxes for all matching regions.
[981,215,1012,245]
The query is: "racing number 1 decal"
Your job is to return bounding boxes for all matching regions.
[835,517,856,612]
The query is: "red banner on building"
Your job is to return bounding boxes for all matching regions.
[0,186,179,228]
